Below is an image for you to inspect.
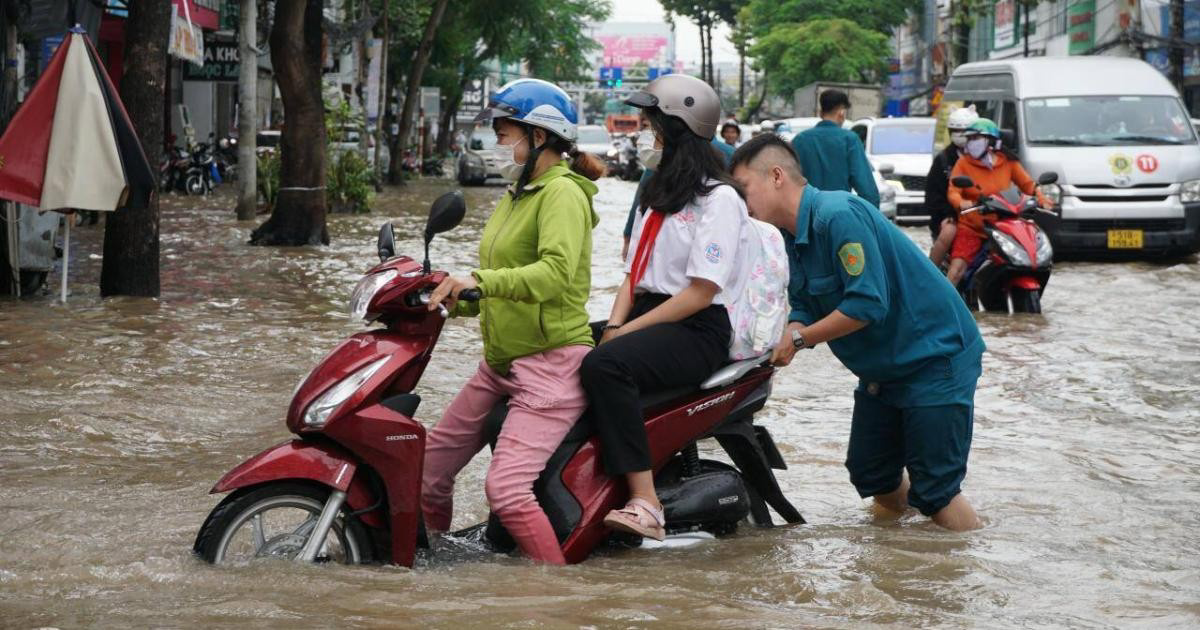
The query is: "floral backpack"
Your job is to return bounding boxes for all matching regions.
[726,218,789,360]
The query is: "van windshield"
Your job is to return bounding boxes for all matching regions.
[1024,96,1197,146]
[870,123,935,154]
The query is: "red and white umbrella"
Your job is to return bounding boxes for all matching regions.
[0,26,155,301]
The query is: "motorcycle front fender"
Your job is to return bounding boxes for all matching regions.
[210,439,383,528]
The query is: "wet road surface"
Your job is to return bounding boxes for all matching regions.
[1,179,1198,628]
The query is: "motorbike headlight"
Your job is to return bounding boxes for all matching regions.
[886,179,904,192]
[349,269,398,321]
[1038,182,1063,206]
[993,231,1032,267]
[1034,228,1053,266]
[1181,179,1200,203]
[607,148,618,158]
[303,357,389,428]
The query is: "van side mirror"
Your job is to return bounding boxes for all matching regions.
[377,223,396,262]
[1038,172,1059,186]
[952,175,976,189]
[878,163,895,177]
[1000,129,1016,148]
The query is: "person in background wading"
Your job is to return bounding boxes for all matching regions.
[421,79,606,565]
[581,74,753,541]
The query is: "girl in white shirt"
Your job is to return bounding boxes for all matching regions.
[579,75,752,541]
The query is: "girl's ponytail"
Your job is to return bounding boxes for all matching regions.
[565,146,607,181]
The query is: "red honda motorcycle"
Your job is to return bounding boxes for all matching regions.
[194,191,802,567]
[952,173,1058,314]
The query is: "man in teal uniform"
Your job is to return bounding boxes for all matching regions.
[791,89,880,208]
[730,134,983,531]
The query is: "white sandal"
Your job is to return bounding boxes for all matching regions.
[603,498,666,541]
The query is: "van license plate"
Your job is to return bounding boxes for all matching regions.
[1107,229,1143,249]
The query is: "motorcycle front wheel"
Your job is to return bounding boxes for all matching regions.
[185,175,206,196]
[193,481,374,565]
[1011,288,1042,314]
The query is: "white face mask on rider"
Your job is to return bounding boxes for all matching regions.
[494,134,528,181]
[965,136,989,159]
[636,130,663,170]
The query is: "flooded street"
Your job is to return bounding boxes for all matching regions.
[2,178,1199,628]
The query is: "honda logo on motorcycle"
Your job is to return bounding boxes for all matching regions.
[386,434,418,441]
[686,392,735,416]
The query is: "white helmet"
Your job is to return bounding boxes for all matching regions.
[947,105,979,131]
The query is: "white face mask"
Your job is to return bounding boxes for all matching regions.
[965,137,989,159]
[636,130,662,170]
[495,135,527,181]
[950,131,967,148]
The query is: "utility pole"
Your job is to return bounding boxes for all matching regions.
[373,0,388,185]
[236,0,258,221]
[1169,0,1185,94]
[1023,1,1030,58]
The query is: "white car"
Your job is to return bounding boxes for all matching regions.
[575,125,614,175]
[850,117,936,224]
[329,125,390,173]
[457,125,507,185]
[770,118,896,220]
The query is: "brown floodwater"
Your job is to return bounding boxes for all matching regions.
[1,179,1198,628]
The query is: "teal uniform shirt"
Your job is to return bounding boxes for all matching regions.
[784,185,983,407]
[791,120,880,208]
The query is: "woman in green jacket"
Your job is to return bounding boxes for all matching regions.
[421,79,604,564]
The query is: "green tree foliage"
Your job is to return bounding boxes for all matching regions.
[740,0,918,99]
[749,18,890,98]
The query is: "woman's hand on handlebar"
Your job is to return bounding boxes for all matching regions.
[428,274,478,312]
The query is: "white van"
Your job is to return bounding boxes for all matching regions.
[944,57,1200,257]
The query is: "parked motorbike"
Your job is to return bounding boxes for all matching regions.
[194,191,803,567]
[215,134,238,182]
[159,145,190,193]
[184,135,221,196]
[952,172,1058,313]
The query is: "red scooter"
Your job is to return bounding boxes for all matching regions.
[952,173,1058,314]
[194,192,802,567]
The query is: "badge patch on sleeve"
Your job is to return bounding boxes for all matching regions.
[838,243,865,276]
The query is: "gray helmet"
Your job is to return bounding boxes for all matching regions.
[625,74,720,140]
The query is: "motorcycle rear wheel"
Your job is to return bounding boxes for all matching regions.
[1011,288,1042,314]
[193,481,374,565]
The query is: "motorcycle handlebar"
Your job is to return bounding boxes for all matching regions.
[458,288,483,302]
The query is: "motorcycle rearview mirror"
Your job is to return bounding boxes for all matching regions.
[422,190,466,273]
[1038,172,1059,186]
[952,175,976,189]
[377,222,396,262]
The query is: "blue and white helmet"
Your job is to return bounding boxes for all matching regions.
[474,79,578,142]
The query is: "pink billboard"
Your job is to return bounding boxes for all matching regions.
[596,35,669,66]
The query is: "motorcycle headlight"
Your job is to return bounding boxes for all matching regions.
[1034,228,1053,266]
[993,231,1032,267]
[1181,179,1200,203]
[886,179,904,192]
[607,148,618,158]
[303,357,389,428]
[1038,182,1063,206]
[349,269,398,321]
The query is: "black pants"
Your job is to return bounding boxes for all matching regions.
[580,293,732,476]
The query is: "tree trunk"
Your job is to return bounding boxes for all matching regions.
[705,21,714,87]
[373,0,389,183]
[698,23,707,86]
[386,0,450,184]
[1,12,18,295]
[99,0,170,297]
[744,71,768,120]
[1169,0,1185,93]
[436,90,461,155]
[738,42,745,109]
[236,0,258,220]
[250,0,328,246]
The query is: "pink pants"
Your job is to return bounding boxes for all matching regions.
[421,344,590,565]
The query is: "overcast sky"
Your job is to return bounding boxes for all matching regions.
[610,0,740,66]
